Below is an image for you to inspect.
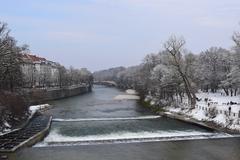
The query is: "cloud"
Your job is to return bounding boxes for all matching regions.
[46,30,109,43]
[194,16,234,29]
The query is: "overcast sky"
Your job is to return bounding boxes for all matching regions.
[1,0,240,71]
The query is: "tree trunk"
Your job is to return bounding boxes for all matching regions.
[223,87,229,96]
[234,88,238,96]
[178,68,196,109]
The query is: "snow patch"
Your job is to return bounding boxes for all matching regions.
[213,114,227,125]
[189,109,208,121]
[126,89,138,95]
[29,104,50,115]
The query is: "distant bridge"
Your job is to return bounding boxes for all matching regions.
[94,81,117,87]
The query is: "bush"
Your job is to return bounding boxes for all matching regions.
[0,91,29,117]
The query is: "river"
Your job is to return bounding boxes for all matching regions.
[14,85,240,160]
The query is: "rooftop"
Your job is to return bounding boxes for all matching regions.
[21,53,46,63]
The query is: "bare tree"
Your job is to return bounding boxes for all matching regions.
[57,64,67,88]
[164,35,196,109]
[0,22,11,58]
[0,23,24,91]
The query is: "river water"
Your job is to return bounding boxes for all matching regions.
[35,85,226,146]
[13,85,240,160]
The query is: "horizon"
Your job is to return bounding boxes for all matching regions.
[1,0,240,72]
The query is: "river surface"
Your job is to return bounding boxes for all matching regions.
[12,85,240,159]
[36,85,224,146]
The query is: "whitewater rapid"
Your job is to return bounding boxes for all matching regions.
[35,129,232,147]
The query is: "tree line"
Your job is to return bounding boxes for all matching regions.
[57,66,93,88]
[94,28,240,108]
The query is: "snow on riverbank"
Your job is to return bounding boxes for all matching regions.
[126,89,138,95]
[196,92,240,113]
[194,92,240,131]
[114,89,140,100]
[29,104,51,115]
[147,91,240,132]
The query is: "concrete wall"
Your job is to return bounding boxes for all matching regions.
[25,85,91,104]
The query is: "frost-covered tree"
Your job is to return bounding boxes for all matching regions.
[184,53,198,82]
[197,47,229,92]
[151,63,183,102]
[226,28,240,95]
[218,50,237,96]
[233,30,240,47]
[64,66,93,86]
[93,67,125,82]
[116,65,142,90]
[164,35,196,108]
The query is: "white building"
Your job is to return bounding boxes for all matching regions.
[20,53,60,88]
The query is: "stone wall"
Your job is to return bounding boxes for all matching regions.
[25,85,91,104]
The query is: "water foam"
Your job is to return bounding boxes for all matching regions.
[35,129,231,147]
[52,115,161,122]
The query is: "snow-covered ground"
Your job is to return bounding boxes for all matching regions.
[196,92,240,114]
[147,91,240,131]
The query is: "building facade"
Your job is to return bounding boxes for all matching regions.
[20,53,60,88]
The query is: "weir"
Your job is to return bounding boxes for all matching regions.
[36,132,234,147]
[52,115,161,122]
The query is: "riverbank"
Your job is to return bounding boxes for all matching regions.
[159,111,239,134]
[141,92,240,134]
[24,84,92,105]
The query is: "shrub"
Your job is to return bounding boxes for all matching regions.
[0,91,29,117]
